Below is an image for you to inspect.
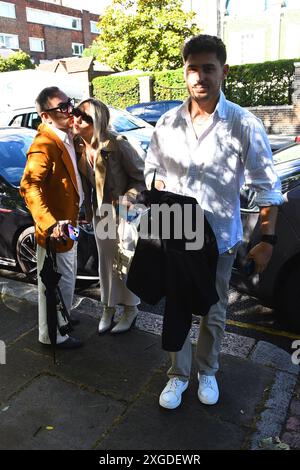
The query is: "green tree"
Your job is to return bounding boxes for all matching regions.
[0,50,34,72]
[83,0,199,71]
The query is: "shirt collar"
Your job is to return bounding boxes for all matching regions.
[215,90,227,120]
[47,124,73,146]
[181,90,228,122]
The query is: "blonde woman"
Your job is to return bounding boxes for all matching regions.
[73,98,145,333]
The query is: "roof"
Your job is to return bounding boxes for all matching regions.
[38,57,93,73]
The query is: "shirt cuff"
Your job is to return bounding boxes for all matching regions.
[254,190,284,207]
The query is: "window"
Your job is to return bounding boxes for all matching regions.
[10,115,24,127]
[90,21,101,34]
[72,18,81,29]
[226,0,267,16]
[72,43,84,56]
[29,37,45,52]
[0,33,19,49]
[26,8,82,31]
[228,31,264,65]
[0,1,16,19]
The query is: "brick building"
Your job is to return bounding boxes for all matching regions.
[0,0,100,63]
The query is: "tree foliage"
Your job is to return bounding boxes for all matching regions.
[0,50,34,72]
[83,0,199,71]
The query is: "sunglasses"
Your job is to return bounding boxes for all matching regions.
[72,107,94,125]
[44,98,75,114]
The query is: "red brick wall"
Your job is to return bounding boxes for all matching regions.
[0,0,99,62]
[248,63,300,135]
[248,105,300,135]
[44,26,72,59]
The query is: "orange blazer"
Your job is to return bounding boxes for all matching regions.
[20,123,80,253]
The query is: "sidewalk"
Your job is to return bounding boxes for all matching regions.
[0,276,299,450]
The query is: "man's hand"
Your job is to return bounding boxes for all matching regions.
[49,220,72,242]
[247,242,274,274]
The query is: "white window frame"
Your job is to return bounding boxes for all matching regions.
[72,43,84,56]
[0,32,19,49]
[90,21,101,34]
[26,8,82,31]
[0,1,16,19]
[29,37,45,52]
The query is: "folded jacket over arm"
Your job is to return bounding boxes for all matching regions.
[127,188,219,351]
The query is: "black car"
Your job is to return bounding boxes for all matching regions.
[0,127,98,280]
[231,143,300,332]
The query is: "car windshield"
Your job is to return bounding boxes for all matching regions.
[109,107,150,132]
[273,144,300,164]
[0,133,33,186]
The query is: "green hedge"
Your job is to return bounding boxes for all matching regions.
[153,69,187,101]
[92,58,298,109]
[93,70,187,108]
[224,58,298,107]
[93,74,143,109]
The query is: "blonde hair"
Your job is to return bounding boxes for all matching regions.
[78,98,110,151]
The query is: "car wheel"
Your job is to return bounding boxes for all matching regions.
[16,226,37,280]
[276,264,300,333]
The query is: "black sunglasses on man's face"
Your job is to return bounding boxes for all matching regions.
[72,107,94,125]
[44,98,75,114]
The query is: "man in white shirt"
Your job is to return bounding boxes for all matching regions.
[20,87,84,349]
[144,35,283,409]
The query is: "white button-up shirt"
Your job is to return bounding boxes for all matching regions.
[48,125,84,207]
[144,91,283,254]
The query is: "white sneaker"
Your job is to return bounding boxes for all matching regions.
[159,377,189,409]
[197,373,219,405]
[110,306,138,334]
[98,306,115,334]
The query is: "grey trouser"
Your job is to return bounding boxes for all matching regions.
[37,243,77,344]
[167,247,237,379]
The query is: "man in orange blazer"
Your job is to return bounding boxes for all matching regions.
[20,86,84,349]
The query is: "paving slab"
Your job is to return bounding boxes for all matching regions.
[0,296,37,344]
[145,354,274,429]
[0,276,299,451]
[96,371,247,451]
[49,329,168,403]
[0,375,125,450]
[0,346,48,404]
[14,319,168,402]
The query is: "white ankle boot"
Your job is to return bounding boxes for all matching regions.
[98,306,115,334]
[110,306,138,334]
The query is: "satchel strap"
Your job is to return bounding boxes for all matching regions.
[151,169,157,190]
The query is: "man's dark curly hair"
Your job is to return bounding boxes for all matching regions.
[182,35,227,66]
[35,86,62,114]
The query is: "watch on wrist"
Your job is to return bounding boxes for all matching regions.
[261,234,278,246]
